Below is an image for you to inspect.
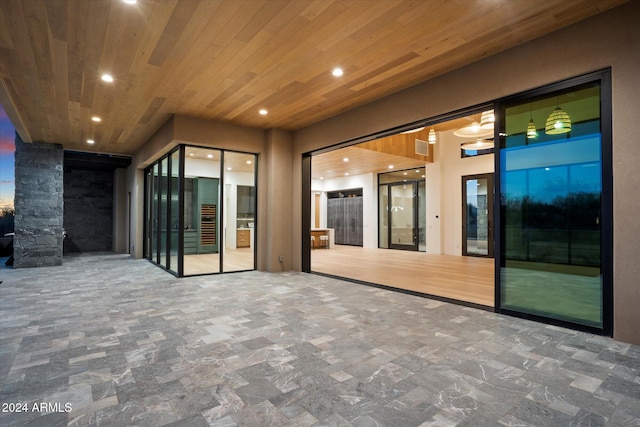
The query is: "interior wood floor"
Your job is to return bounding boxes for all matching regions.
[184,248,254,276]
[311,245,495,307]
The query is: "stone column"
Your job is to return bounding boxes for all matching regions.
[13,134,64,267]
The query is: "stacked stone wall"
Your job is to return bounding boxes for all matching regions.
[13,135,64,267]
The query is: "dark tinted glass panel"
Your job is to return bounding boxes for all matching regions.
[500,83,603,328]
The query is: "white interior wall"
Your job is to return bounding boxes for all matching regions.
[438,129,494,256]
[311,173,377,248]
[425,139,442,253]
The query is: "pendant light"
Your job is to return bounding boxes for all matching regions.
[480,109,495,130]
[526,104,537,139]
[545,99,571,134]
[461,139,494,151]
[428,128,437,144]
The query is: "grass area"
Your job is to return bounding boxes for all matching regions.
[501,266,602,327]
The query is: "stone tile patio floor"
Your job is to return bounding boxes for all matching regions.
[0,253,638,426]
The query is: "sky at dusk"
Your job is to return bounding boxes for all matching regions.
[0,105,15,210]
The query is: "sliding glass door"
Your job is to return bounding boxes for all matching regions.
[144,146,257,276]
[497,73,611,332]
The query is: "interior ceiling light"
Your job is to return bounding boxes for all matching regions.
[259,109,268,115]
[461,139,494,151]
[332,67,344,77]
[388,165,394,169]
[428,128,437,144]
[122,0,137,4]
[101,73,114,83]
[453,121,492,138]
[545,106,571,134]
[343,157,349,162]
[246,160,252,164]
[480,109,495,129]
[207,154,213,158]
[91,116,101,122]
[86,139,95,144]
[401,126,425,134]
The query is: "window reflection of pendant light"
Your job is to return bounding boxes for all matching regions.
[545,98,571,134]
[527,119,538,139]
[428,128,437,144]
[527,104,538,139]
[480,109,495,129]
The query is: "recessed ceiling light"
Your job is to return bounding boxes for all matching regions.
[227,167,232,170]
[403,172,408,175]
[388,165,394,169]
[332,67,344,77]
[319,177,324,180]
[343,157,349,162]
[122,0,137,4]
[189,153,194,156]
[101,73,114,83]
[344,172,349,176]
[246,160,252,165]
[86,139,95,144]
[207,154,213,158]
[259,109,268,115]
[91,116,102,122]
[415,170,420,173]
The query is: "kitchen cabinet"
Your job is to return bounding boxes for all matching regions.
[237,229,250,248]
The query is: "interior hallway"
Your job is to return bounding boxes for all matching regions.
[311,245,494,307]
[1,253,639,426]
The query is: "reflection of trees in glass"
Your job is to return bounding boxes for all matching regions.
[0,207,14,236]
[466,203,478,236]
[506,192,599,230]
[504,192,600,266]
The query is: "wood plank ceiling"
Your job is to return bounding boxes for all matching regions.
[0,0,628,156]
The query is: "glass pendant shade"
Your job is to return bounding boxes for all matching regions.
[480,110,495,129]
[526,119,538,139]
[428,128,437,144]
[545,107,571,134]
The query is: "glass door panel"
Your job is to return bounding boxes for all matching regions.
[168,149,180,274]
[378,184,389,248]
[159,158,168,268]
[183,147,221,275]
[499,82,605,329]
[390,183,417,250]
[223,151,256,272]
[463,174,493,257]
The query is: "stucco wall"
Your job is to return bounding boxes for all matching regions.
[291,2,640,344]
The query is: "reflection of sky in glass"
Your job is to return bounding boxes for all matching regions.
[0,106,16,210]
[501,134,601,202]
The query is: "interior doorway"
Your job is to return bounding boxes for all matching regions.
[379,177,426,252]
[462,173,493,257]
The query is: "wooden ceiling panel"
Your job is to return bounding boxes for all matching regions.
[0,0,628,154]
